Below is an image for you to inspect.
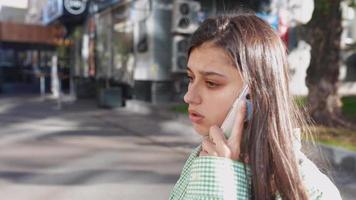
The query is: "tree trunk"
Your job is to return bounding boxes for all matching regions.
[305,0,350,127]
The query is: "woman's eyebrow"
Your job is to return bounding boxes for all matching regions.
[200,71,226,78]
[187,66,227,78]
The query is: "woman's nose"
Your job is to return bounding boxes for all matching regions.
[183,85,202,105]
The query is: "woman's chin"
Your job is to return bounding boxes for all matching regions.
[192,124,209,137]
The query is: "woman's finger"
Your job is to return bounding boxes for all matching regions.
[209,126,232,157]
[209,126,227,146]
[227,100,246,158]
[201,137,218,156]
[199,150,209,157]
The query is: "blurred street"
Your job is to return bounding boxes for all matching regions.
[0,95,355,200]
[0,94,200,200]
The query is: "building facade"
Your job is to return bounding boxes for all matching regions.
[25,0,48,24]
[32,0,356,104]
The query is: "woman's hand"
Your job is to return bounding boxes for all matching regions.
[199,100,247,161]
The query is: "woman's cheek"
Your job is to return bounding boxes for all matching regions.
[194,116,214,135]
[209,108,227,127]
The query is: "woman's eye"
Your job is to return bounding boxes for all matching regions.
[206,81,219,88]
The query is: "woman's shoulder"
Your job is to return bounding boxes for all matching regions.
[297,151,342,200]
[293,128,342,199]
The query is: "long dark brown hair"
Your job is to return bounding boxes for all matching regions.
[188,12,309,200]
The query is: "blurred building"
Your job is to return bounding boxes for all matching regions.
[2,0,354,102]
[36,0,296,106]
[25,0,48,24]
[338,2,356,95]
[0,0,64,94]
[0,6,27,23]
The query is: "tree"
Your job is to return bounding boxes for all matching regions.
[304,0,354,127]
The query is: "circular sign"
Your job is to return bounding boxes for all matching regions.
[64,0,88,15]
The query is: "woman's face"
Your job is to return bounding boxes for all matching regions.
[184,42,244,136]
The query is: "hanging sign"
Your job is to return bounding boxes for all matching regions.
[64,0,88,15]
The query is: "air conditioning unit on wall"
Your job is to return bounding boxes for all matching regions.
[171,0,201,34]
[133,0,172,81]
[172,34,190,73]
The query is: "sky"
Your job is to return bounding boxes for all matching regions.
[0,0,28,9]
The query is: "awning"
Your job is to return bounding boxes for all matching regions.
[0,22,64,46]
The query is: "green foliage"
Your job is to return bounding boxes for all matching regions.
[311,126,356,151]
[319,139,356,151]
[293,95,356,120]
[171,104,188,113]
[293,96,307,108]
[347,0,356,7]
[315,0,332,15]
[341,96,356,119]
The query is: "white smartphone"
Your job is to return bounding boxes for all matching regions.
[221,85,253,138]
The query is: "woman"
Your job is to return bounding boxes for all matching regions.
[169,12,342,200]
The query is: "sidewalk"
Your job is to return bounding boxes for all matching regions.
[0,95,196,200]
[0,94,355,199]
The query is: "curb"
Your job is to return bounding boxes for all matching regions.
[115,100,197,154]
[124,100,191,124]
[319,143,356,177]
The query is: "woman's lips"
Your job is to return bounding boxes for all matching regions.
[188,110,204,123]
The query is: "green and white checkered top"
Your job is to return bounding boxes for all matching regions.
[169,144,342,200]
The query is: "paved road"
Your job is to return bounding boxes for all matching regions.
[0,95,200,200]
[0,95,354,200]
